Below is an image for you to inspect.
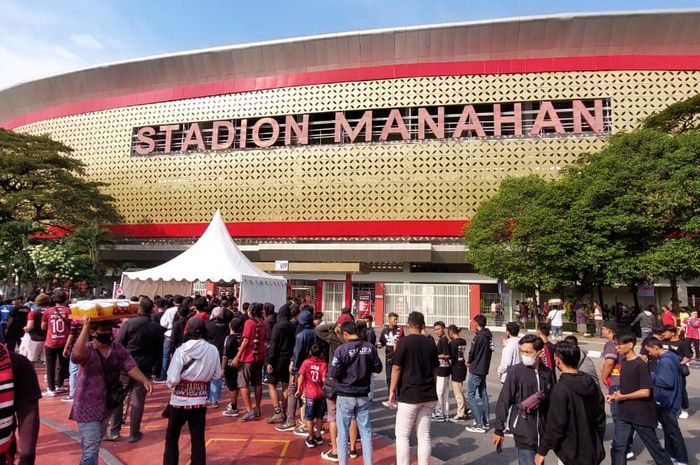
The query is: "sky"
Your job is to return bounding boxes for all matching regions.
[1,0,699,90]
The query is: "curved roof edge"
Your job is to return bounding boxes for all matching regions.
[1,9,700,123]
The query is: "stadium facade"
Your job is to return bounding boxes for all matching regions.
[2,10,700,325]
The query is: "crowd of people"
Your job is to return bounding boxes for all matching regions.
[0,288,696,465]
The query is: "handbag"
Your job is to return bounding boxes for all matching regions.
[680,364,691,377]
[161,357,196,418]
[96,351,128,411]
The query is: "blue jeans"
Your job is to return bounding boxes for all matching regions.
[517,448,536,465]
[611,419,672,465]
[69,359,79,397]
[78,419,108,465]
[466,373,489,428]
[336,396,372,465]
[207,377,223,403]
[160,337,171,379]
[657,407,688,464]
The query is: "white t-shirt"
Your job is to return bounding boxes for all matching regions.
[547,308,564,327]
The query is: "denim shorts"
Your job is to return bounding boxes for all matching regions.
[304,397,327,421]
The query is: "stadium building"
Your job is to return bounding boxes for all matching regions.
[2,10,700,325]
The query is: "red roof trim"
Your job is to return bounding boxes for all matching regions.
[109,220,469,238]
[3,54,700,129]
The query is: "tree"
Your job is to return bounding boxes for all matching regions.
[0,129,121,228]
[643,94,700,135]
[464,129,700,309]
[463,176,575,302]
[0,129,122,289]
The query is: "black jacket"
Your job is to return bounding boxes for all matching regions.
[494,363,556,450]
[206,318,228,357]
[537,372,606,465]
[116,314,165,374]
[468,328,494,376]
[267,305,296,365]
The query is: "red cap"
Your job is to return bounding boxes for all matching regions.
[337,313,354,326]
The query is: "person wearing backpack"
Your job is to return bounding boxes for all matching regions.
[535,341,606,465]
[23,295,49,364]
[40,290,71,396]
[493,334,556,465]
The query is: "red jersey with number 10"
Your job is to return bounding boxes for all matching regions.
[298,356,328,399]
[42,306,71,348]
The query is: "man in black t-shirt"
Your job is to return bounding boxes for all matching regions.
[4,297,29,353]
[431,321,451,422]
[222,318,243,417]
[388,311,439,465]
[466,314,494,433]
[378,312,403,406]
[447,325,467,421]
[606,333,672,465]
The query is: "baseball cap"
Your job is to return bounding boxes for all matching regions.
[337,313,354,326]
[186,316,207,338]
[602,321,618,332]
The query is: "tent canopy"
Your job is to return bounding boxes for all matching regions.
[121,210,287,306]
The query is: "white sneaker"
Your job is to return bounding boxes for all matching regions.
[678,410,689,419]
[626,451,634,460]
[54,386,68,394]
[44,389,56,397]
[465,426,487,434]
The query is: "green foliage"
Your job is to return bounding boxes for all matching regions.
[464,129,700,301]
[643,94,700,135]
[0,129,122,288]
[0,128,121,228]
[464,176,575,294]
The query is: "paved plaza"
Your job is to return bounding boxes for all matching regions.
[32,329,700,465]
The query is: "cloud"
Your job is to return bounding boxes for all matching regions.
[70,33,104,51]
[0,0,151,90]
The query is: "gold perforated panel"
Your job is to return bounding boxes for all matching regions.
[17,71,700,224]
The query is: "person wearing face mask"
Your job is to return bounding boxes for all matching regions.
[70,316,152,465]
[492,334,556,465]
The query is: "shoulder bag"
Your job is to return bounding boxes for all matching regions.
[160,357,196,418]
[97,350,128,411]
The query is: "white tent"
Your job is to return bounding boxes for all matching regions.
[120,210,287,307]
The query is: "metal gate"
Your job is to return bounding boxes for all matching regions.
[383,283,471,327]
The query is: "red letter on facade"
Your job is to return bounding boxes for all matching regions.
[134,127,156,155]
[452,105,486,138]
[159,124,180,153]
[239,119,248,149]
[285,114,309,145]
[418,107,444,139]
[530,101,566,135]
[493,103,522,136]
[573,99,604,133]
[334,111,373,143]
[252,117,280,148]
[182,122,206,151]
[380,109,410,141]
[212,121,235,150]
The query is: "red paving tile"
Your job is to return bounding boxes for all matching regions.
[33,365,414,465]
